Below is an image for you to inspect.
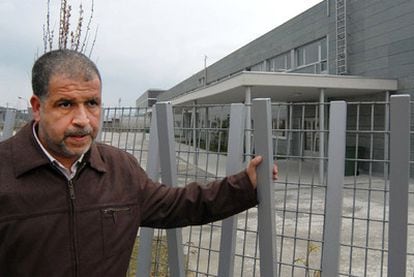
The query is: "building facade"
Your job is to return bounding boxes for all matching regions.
[136,89,166,108]
[141,0,413,175]
[158,0,413,103]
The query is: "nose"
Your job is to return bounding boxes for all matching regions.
[72,105,90,127]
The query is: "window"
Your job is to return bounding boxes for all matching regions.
[320,37,327,60]
[321,61,328,72]
[296,47,305,67]
[198,77,205,86]
[295,37,328,72]
[249,36,328,75]
[251,62,265,71]
[273,119,287,139]
[286,54,292,70]
[304,119,319,152]
[272,105,288,139]
[267,52,292,72]
[306,42,319,64]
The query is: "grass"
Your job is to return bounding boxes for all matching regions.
[127,236,169,277]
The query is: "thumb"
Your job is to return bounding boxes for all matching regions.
[247,156,263,188]
[250,155,263,167]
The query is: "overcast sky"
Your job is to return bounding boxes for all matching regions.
[0,0,322,108]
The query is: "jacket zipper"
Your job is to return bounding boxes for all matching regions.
[68,179,76,200]
[68,162,86,277]
[68,179,79,277]
[50,161,85,277]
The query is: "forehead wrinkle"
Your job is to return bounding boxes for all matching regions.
[51,91,101,102]
[49,76,101,93]
[46,83,101,107]
[49,72,101,85]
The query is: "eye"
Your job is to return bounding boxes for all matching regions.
[87,99,100,108]
[58,101,72,108]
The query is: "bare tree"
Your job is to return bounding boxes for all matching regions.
[43,0,98,57]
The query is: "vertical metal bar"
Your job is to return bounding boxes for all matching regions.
[380,92,390,276]
[1,109,17,141]
[245,86,252,160]
[124,107,132,150]
[156,102,185,277]
[319,88,325,183]
[136,106,160,276]
[384,92,390,180]
[192,101,198,171]
[116,108,125,148]
[292,105,305,276]
[218,103,246,277]
[101,108,109,144]
[252,98,278,277]
[347,103,360,275]
[321,101,346,277]
[138,108,149,163]
[96,107,105,142]
[388,95,410,277]
[109,108,116,145]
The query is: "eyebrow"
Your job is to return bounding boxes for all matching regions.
[54,95,101,102]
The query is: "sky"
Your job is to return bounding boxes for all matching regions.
[0,0,323,108]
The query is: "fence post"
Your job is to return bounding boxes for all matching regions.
[218,103,246,276]
[1,109,17,141]
[388,95,410,276]
[252,98,278,277]
[321,101,346,277]
[136,106,160,276]
[96,107,105,142]
[156,102,185,277]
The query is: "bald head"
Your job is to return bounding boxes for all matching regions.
[32,49,101,100]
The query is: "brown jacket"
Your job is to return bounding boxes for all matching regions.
[0,123,257,277]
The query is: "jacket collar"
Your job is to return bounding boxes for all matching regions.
[13,121,107,177]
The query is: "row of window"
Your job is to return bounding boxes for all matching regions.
[249,37,328,74]
[197,37,328,89]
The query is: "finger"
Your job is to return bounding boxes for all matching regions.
[250,155,263,166]
[273,164,279,180]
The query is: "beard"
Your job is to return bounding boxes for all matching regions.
[43,126,95,159]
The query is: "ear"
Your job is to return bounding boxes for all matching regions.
[30,95,42,122]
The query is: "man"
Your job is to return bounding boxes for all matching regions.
[0,49,277,276]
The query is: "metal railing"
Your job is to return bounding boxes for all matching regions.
[1,95,413,276]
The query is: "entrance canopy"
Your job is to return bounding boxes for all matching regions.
[169,71,398,105]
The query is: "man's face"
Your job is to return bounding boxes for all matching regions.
[31,74,102,168]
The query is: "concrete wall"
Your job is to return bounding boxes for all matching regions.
[347,0,414,93]
[345,0,414,174]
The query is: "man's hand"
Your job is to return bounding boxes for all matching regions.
[246,156,278,189]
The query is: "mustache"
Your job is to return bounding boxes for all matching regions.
[64,127,93,137]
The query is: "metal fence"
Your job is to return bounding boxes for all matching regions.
[1,95,413,276]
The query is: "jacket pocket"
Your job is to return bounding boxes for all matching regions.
[101,206,136,258]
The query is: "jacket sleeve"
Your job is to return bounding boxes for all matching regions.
[132,158,258,228]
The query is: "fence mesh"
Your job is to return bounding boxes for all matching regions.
[2,99,414,276]
[340,101,390,276]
